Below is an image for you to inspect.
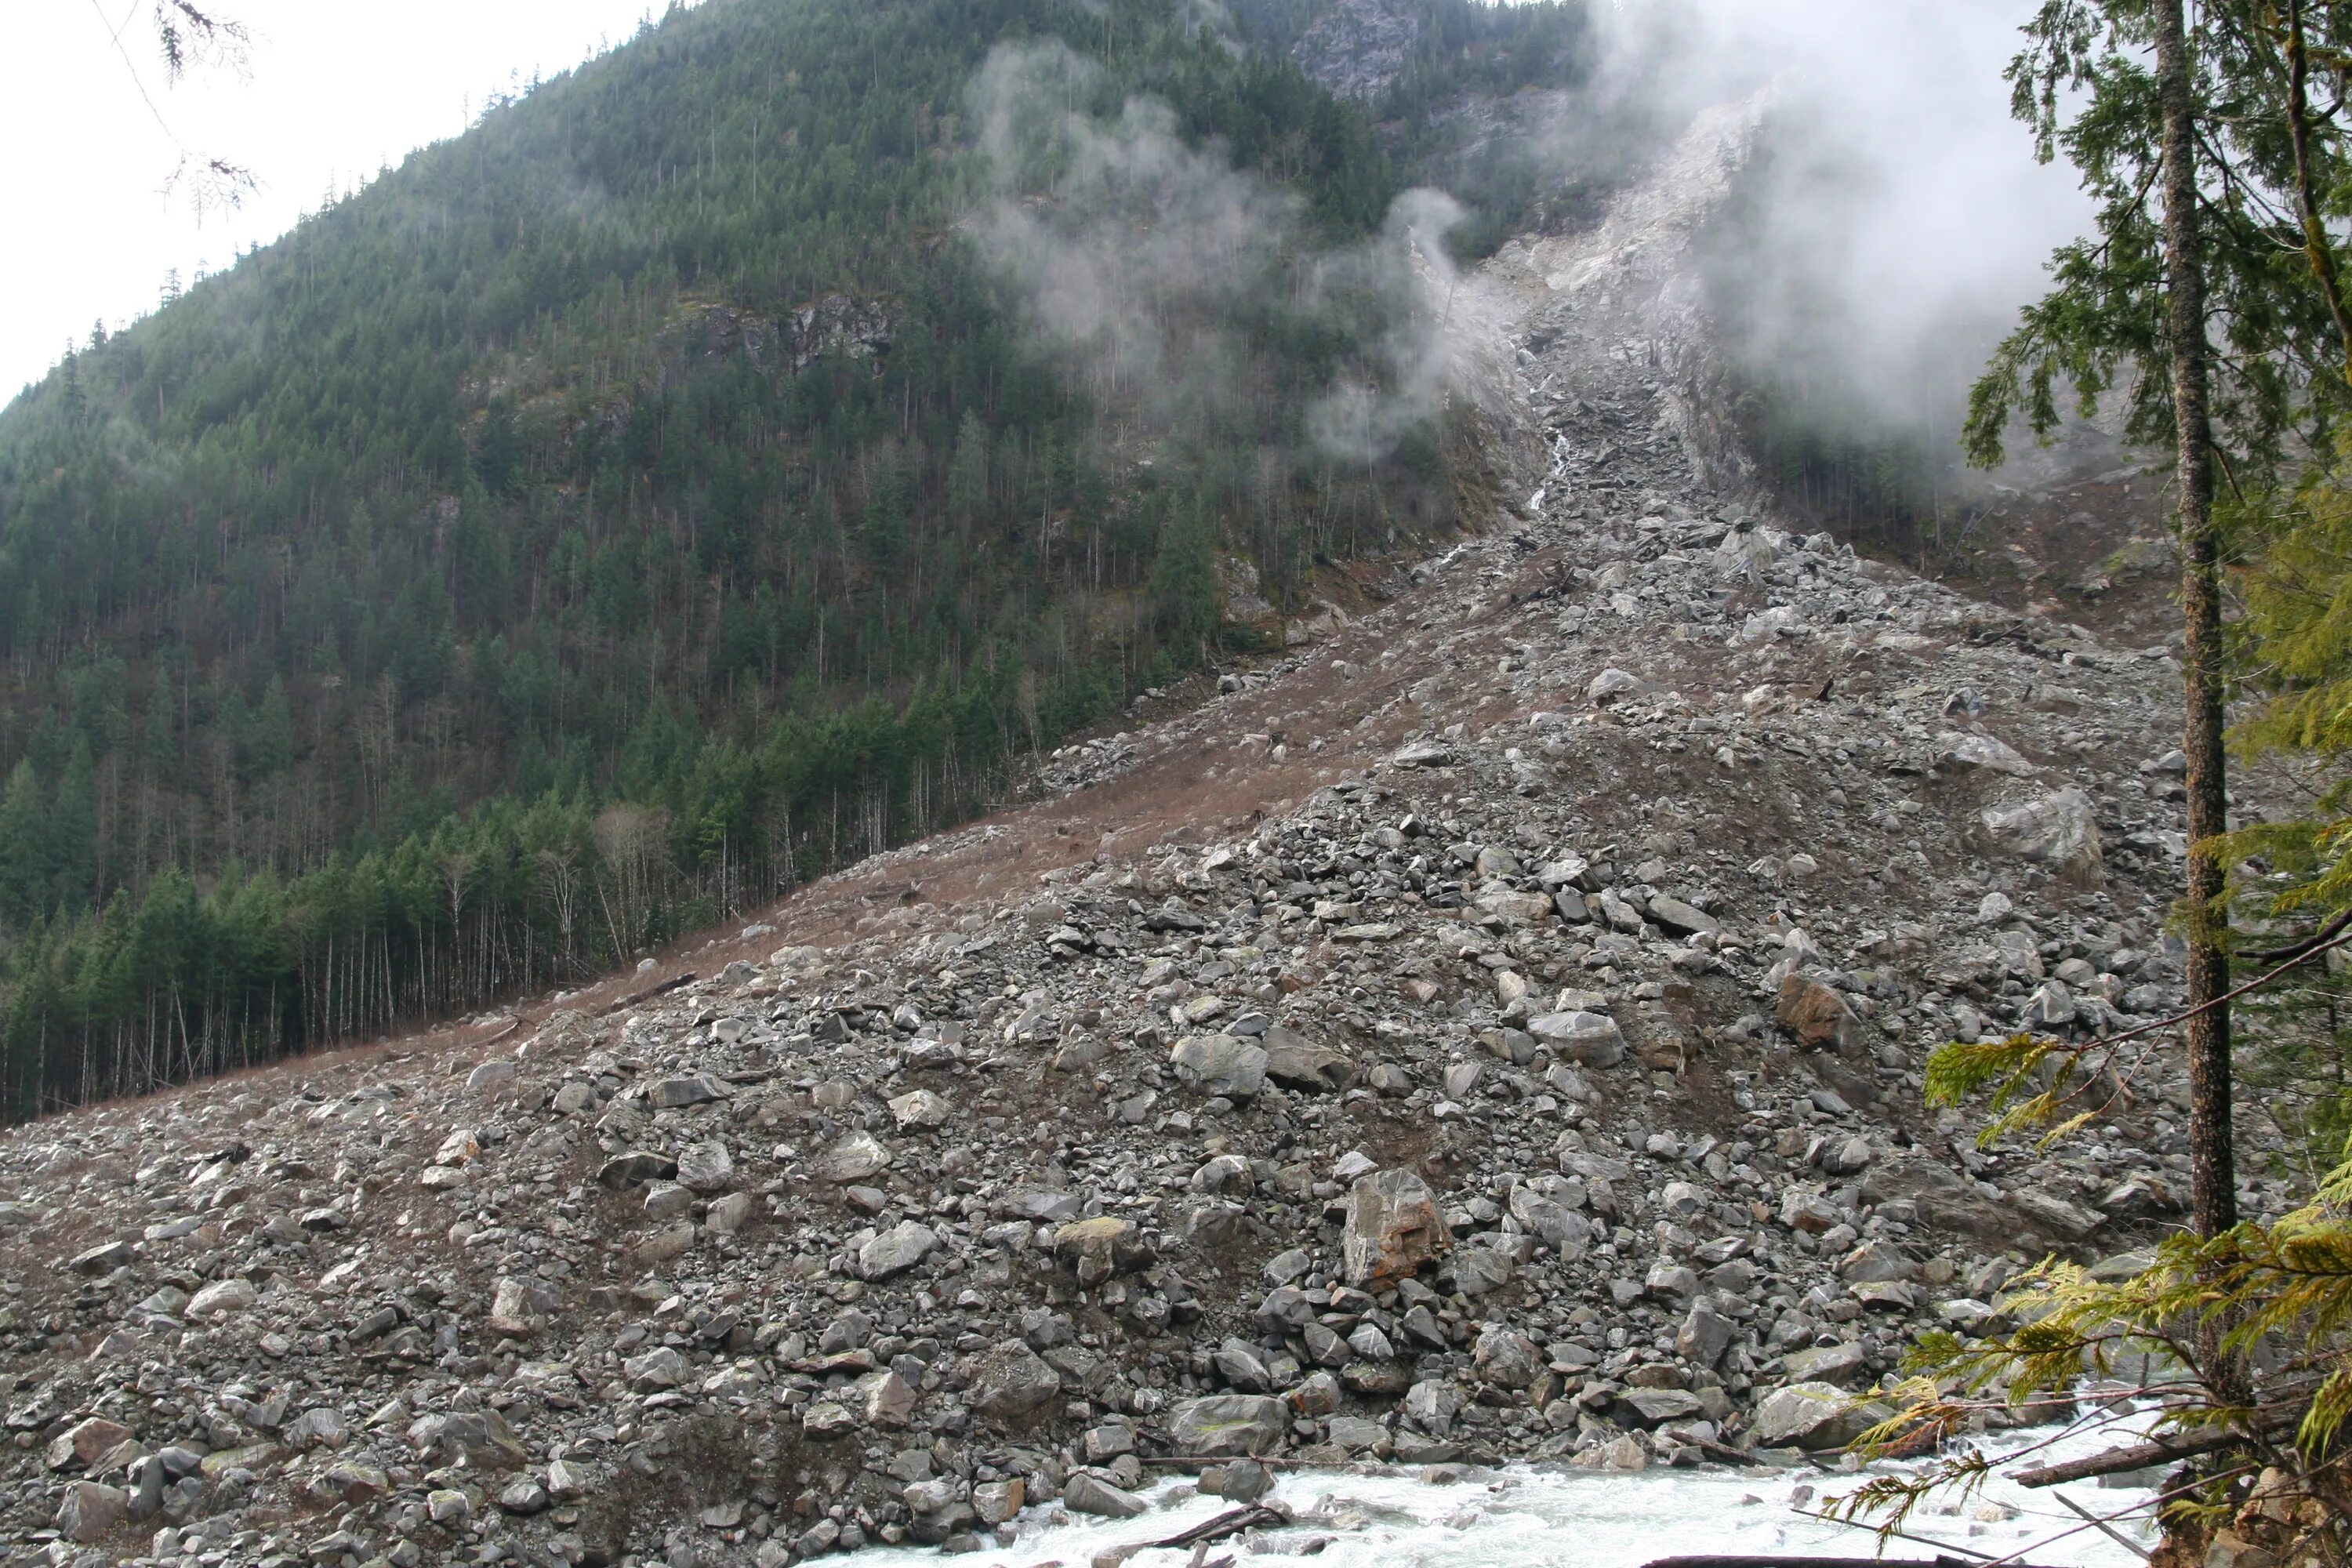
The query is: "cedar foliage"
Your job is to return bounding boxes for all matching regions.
[1830,2,2352,1555]
[0,0,1592,1116]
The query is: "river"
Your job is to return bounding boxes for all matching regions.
[862,1421,2163,1568]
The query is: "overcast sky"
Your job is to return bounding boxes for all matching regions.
[2,0,666,397]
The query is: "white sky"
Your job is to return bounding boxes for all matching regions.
[2,0,670,398]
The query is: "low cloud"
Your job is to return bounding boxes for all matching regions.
[967,40,1468,465]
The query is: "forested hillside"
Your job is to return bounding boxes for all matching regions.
[0,0,1593,1116]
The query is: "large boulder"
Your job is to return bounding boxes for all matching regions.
[1980,787,2103,884]
[56,1481,126,1543]
[187,1277,259,1318]
[1472,1325,1543,1389]
[1167,1394,1289,1457]
[1260,1026,1356,1092]
[1170,1035,1269,1098]
[1341,1168,1450,1287]
[675,1140,735,1193]
[1782,1342,1871,1387]
[1616,1388,1705,1428]
[818,1131,893,1183]
[968,1342,1060,1421]
[1062,1473,1149,1518]
[1778,973,1862,1053]
[1054,1216,1152,1284]
[1528,1010,1625,1067]
[902,1479,975,1543]
[887,1088,952,1130]
[858,1221,938,1280]
[1675,1303,1733,1368]
[1751,1381,1892,1450]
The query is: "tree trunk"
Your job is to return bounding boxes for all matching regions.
[2154,0,2236,1240]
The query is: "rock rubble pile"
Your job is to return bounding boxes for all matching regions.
[0,91,2269,1568]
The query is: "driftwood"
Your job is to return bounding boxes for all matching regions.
[1145,1504,1289,1550]
[475,1016,524,1047]
[2008,1427,2241,1488]
[599,971,696,1015]
[1092,1504,1287,1568]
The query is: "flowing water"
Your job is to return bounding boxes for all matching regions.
[865,1422,2163,1568]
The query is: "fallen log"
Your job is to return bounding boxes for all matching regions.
[1147,1504,1289,1550]
[599,971,696,1015]
[1091,1504,1288,1568]
[2008,1427,2240,1488]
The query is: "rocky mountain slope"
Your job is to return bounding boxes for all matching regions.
[0,96,2241,1568]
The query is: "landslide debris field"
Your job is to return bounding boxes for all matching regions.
[0,102,2242,1568]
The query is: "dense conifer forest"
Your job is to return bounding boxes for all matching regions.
[0,0,1591,1116]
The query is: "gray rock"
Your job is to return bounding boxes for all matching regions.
[2021,979,2077,1029]
[466,1059,520,1093]
[1261,1026,1356,1091]
[633,1219,694,1265]
[1675,1303,1733,1367]
[1341,1167,1450,1287]
[1751,1381,1891,1449]
[1935,732,2034,776]
[1527,1010,1626,1066]
[56,1481,126,1543]
[1063,1472,1148,1518]
[598,1150,677,1187]
[1214,1338,1274,1392]
[1616,1388,1704,1428]
[858,1220,938,1280]
[969,1342,1061,1420]
[1054,1216,1150,1283]
[887,1088,952,1129]
[2013,1187,2106,1238]
[499,1480,550,1515]
[1645,895,1718,936]
[905,1478,976,1542]
[187,1277,257,1317]
[1781,1341,1870,1386]
[648,1074,728,1108]
[69,1240,135,1274]
[1450,1243,1515,1295]
[1980,787,2104,882]
[863,1370,918,1427]
[1838,1240,1917,1283]
[818,1131,893,1182]
[676,1139,735,1193]
[1472,1325,1543,1388]
[1170,1034,1269,1098]
[1643,1260,1698,1298]
[624,1347,688,1391]
[1167,1394,1289,1456]
[1206,1458,1276,1502]
[1403,1379,1459,1435]
[971,1479,1025,1525]
[1588,668,1640,701]
[803,1402,856,1437]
